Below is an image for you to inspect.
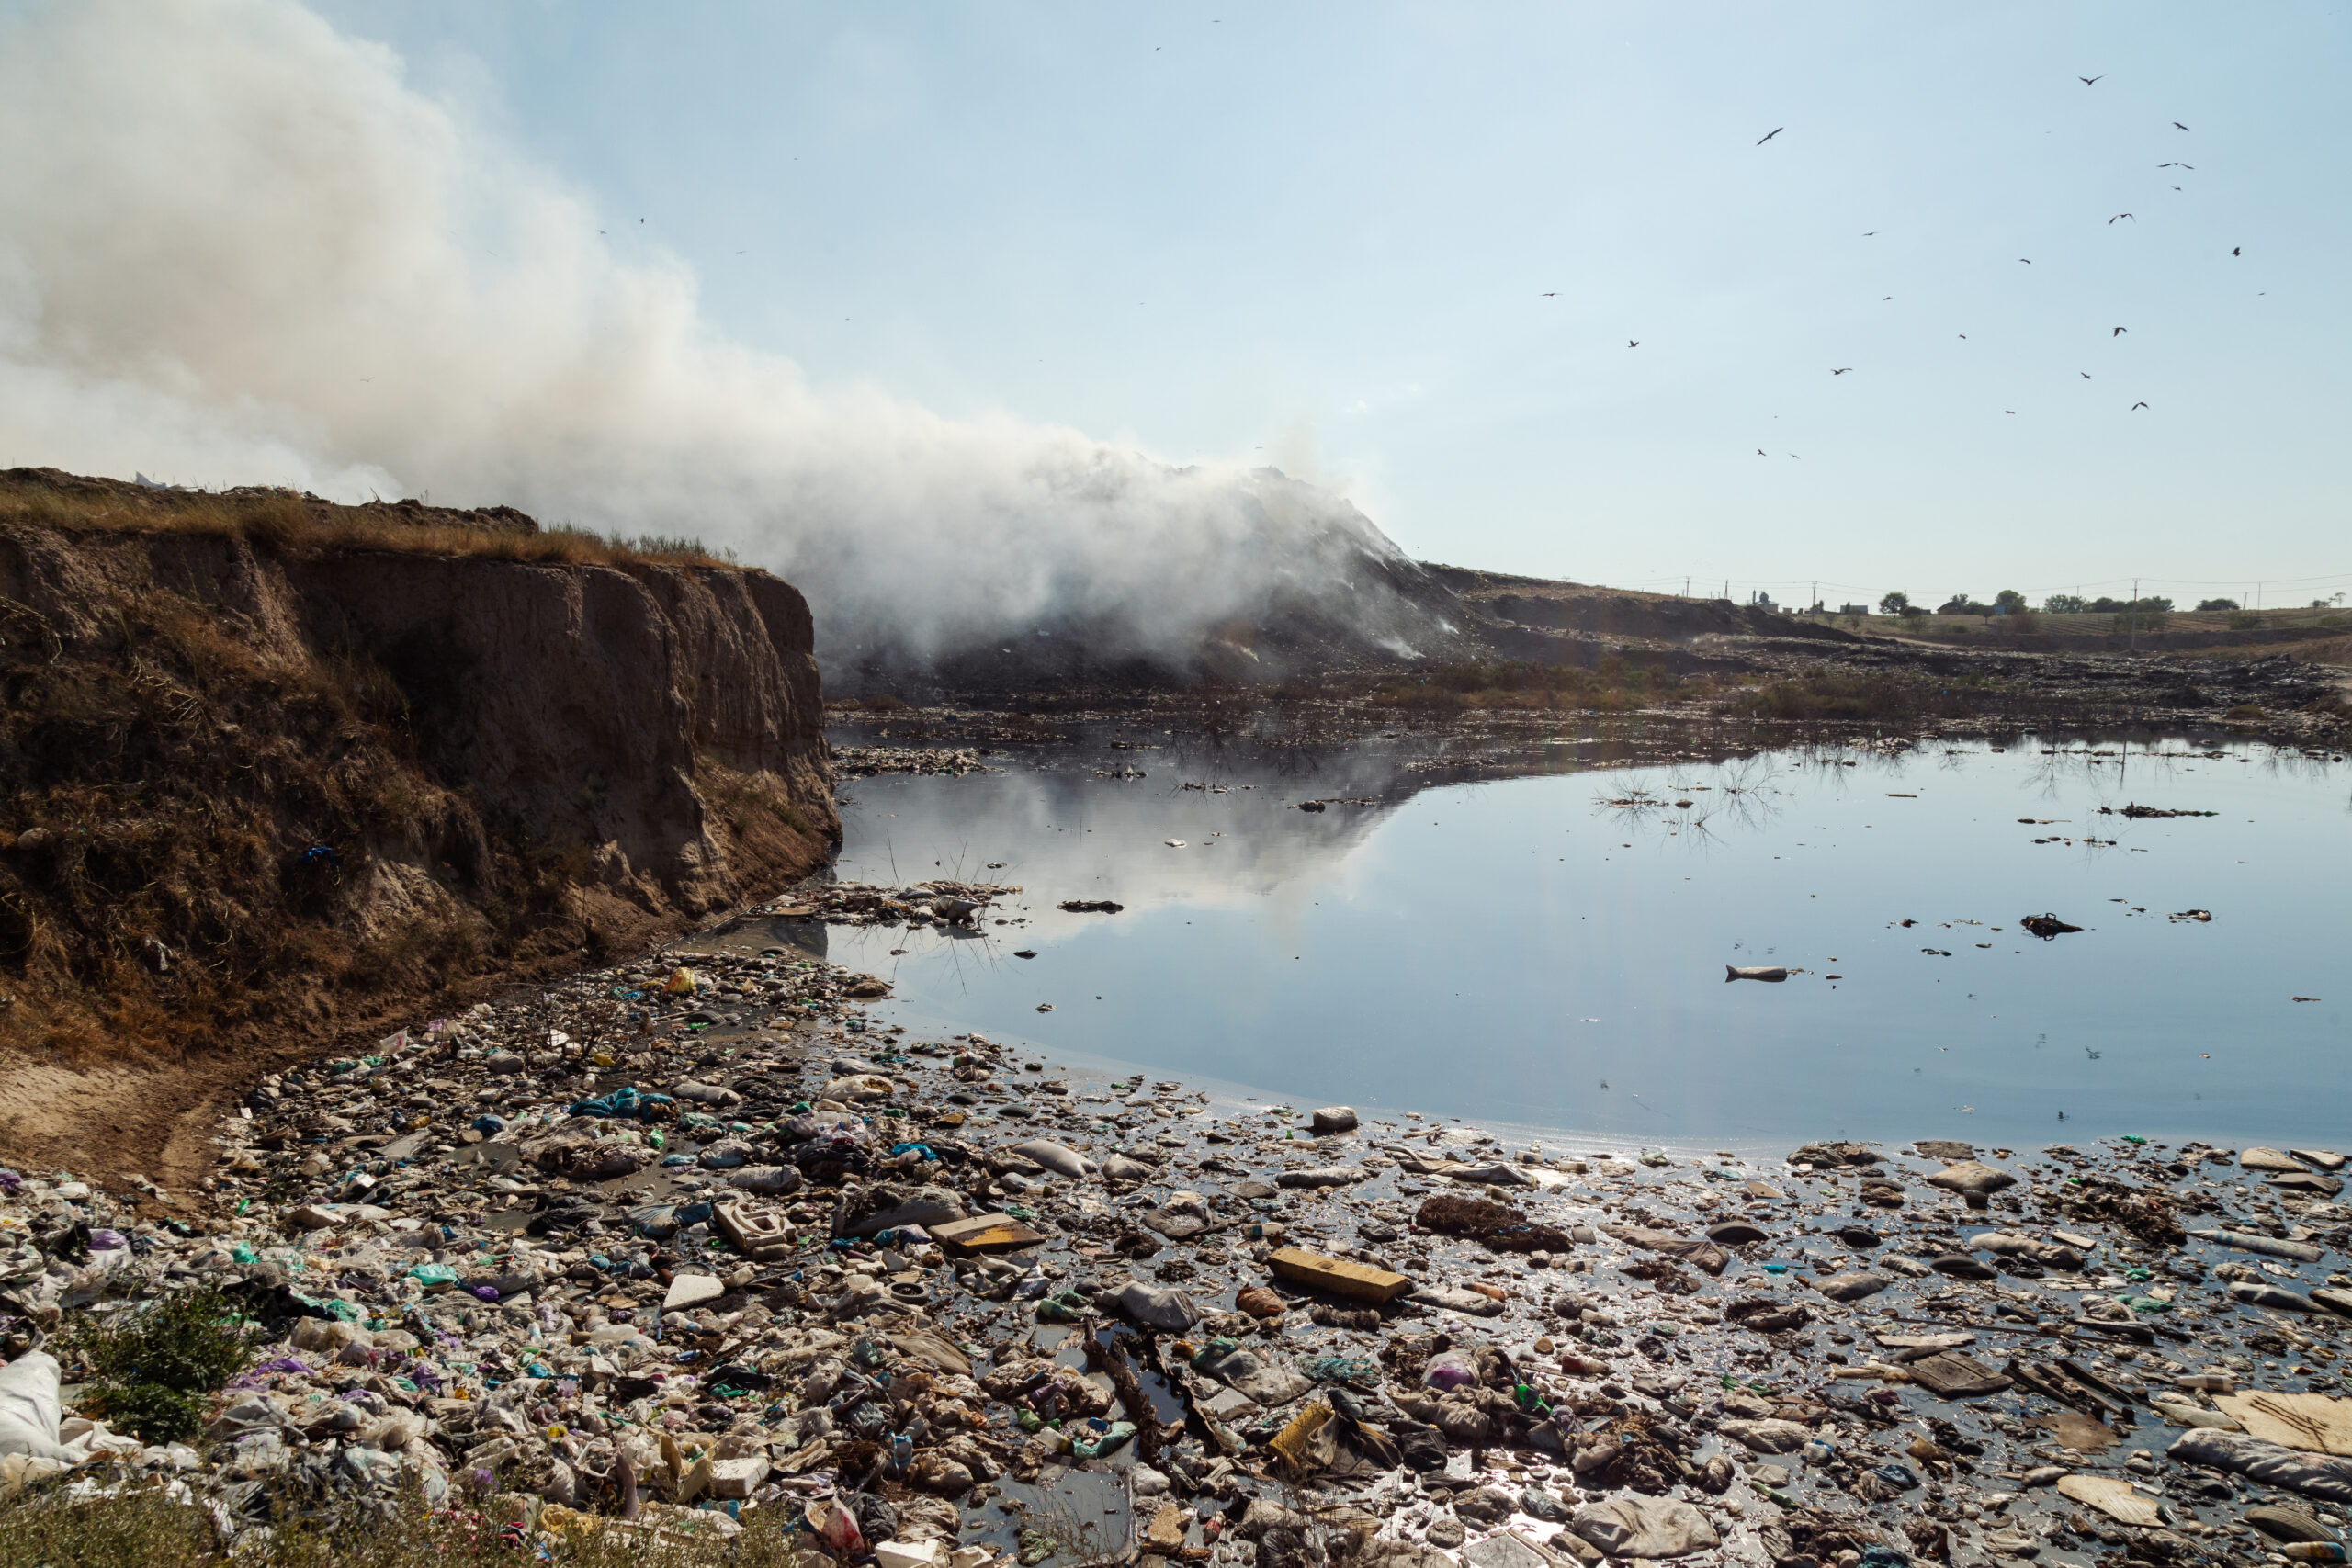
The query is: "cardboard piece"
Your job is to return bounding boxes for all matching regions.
[2055,1474,2162,1527]
[2212,1393,2352,1457]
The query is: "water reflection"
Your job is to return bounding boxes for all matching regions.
[805,730,2348,1149]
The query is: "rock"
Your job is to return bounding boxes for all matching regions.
[1927,1160,2016,1197]
[2289,1148,2347,1172]
[1567,1495,1721,1558]
[1787,1142,1880,1168]
[1310,1106,1359,1134]
[1099,1155,1156,1183]
[1931,1254,1997,1280]
[2240,1146,2307,1171]
[1705,1221,1769,1245]
[1813,1272,1888,1302]
[1115,1280,1200,1330]
[1424,1516,1466,1550]
[1914,1139,1975,1160]
[1519,1488,1574,1523]
[663,1273,725,1312]
[2269,1170,2344,1196]
[2313,1290,2352,1320]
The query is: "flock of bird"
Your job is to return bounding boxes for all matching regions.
[1572,74,2249,459]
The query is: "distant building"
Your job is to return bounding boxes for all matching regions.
[1838,603,1867,615]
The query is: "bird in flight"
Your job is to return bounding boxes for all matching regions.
[2132,401,2149,410]
[2019,258,2032,264]
[2114,326,2127,335]
[1758,449,1767,456]
[2081,373,2091,378]
[2080,75,2102,85]
[1832,367,1853,375]
[1958,333,1967,339]
[2006,410,2016,414]
[1862,231,1876,236]
[1542,291,1556,297]
[2109,213,2134,224]
[1757,127,1783,144]
[2159,162,2193,169]
[2173,121,2190,130]
[1628,340,1639,348]
[2232,246,2242,256]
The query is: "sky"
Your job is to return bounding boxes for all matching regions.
[7,1,2349,615]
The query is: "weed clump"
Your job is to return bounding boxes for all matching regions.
[55,1287,257,1443]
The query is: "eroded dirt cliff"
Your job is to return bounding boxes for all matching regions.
[0,474,835,1187]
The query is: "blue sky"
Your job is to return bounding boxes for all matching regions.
[98,4,2352,604]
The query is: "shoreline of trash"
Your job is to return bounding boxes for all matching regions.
[5,939,2351,1568]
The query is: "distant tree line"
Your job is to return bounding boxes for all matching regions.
[1857,590,2341,619]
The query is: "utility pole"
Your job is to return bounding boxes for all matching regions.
[2130,576,2140,651]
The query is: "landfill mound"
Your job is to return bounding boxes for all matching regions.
[827,556,1863,701]
[5,945,2349,1563]
[0,469,837,1190]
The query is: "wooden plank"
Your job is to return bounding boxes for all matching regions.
[930,1213,1051,1256]
[1266,1247,1413,1303]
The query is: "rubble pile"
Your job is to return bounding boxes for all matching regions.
[4,954,2351,1568]
[753,882,1017,930]
[836,747,993,778]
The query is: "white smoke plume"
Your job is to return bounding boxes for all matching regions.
[0,0,1436,671]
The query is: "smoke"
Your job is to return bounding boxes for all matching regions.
[0,0,1428,667]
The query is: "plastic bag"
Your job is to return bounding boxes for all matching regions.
[1422,1350,1478,1392]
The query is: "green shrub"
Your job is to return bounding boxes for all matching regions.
[58,1286,257,1443]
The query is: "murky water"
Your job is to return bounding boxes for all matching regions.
[809,732,2350,1151]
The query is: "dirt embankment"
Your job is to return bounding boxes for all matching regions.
[0,483,837,1191]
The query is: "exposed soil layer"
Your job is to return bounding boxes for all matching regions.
[0,484,837,1193]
